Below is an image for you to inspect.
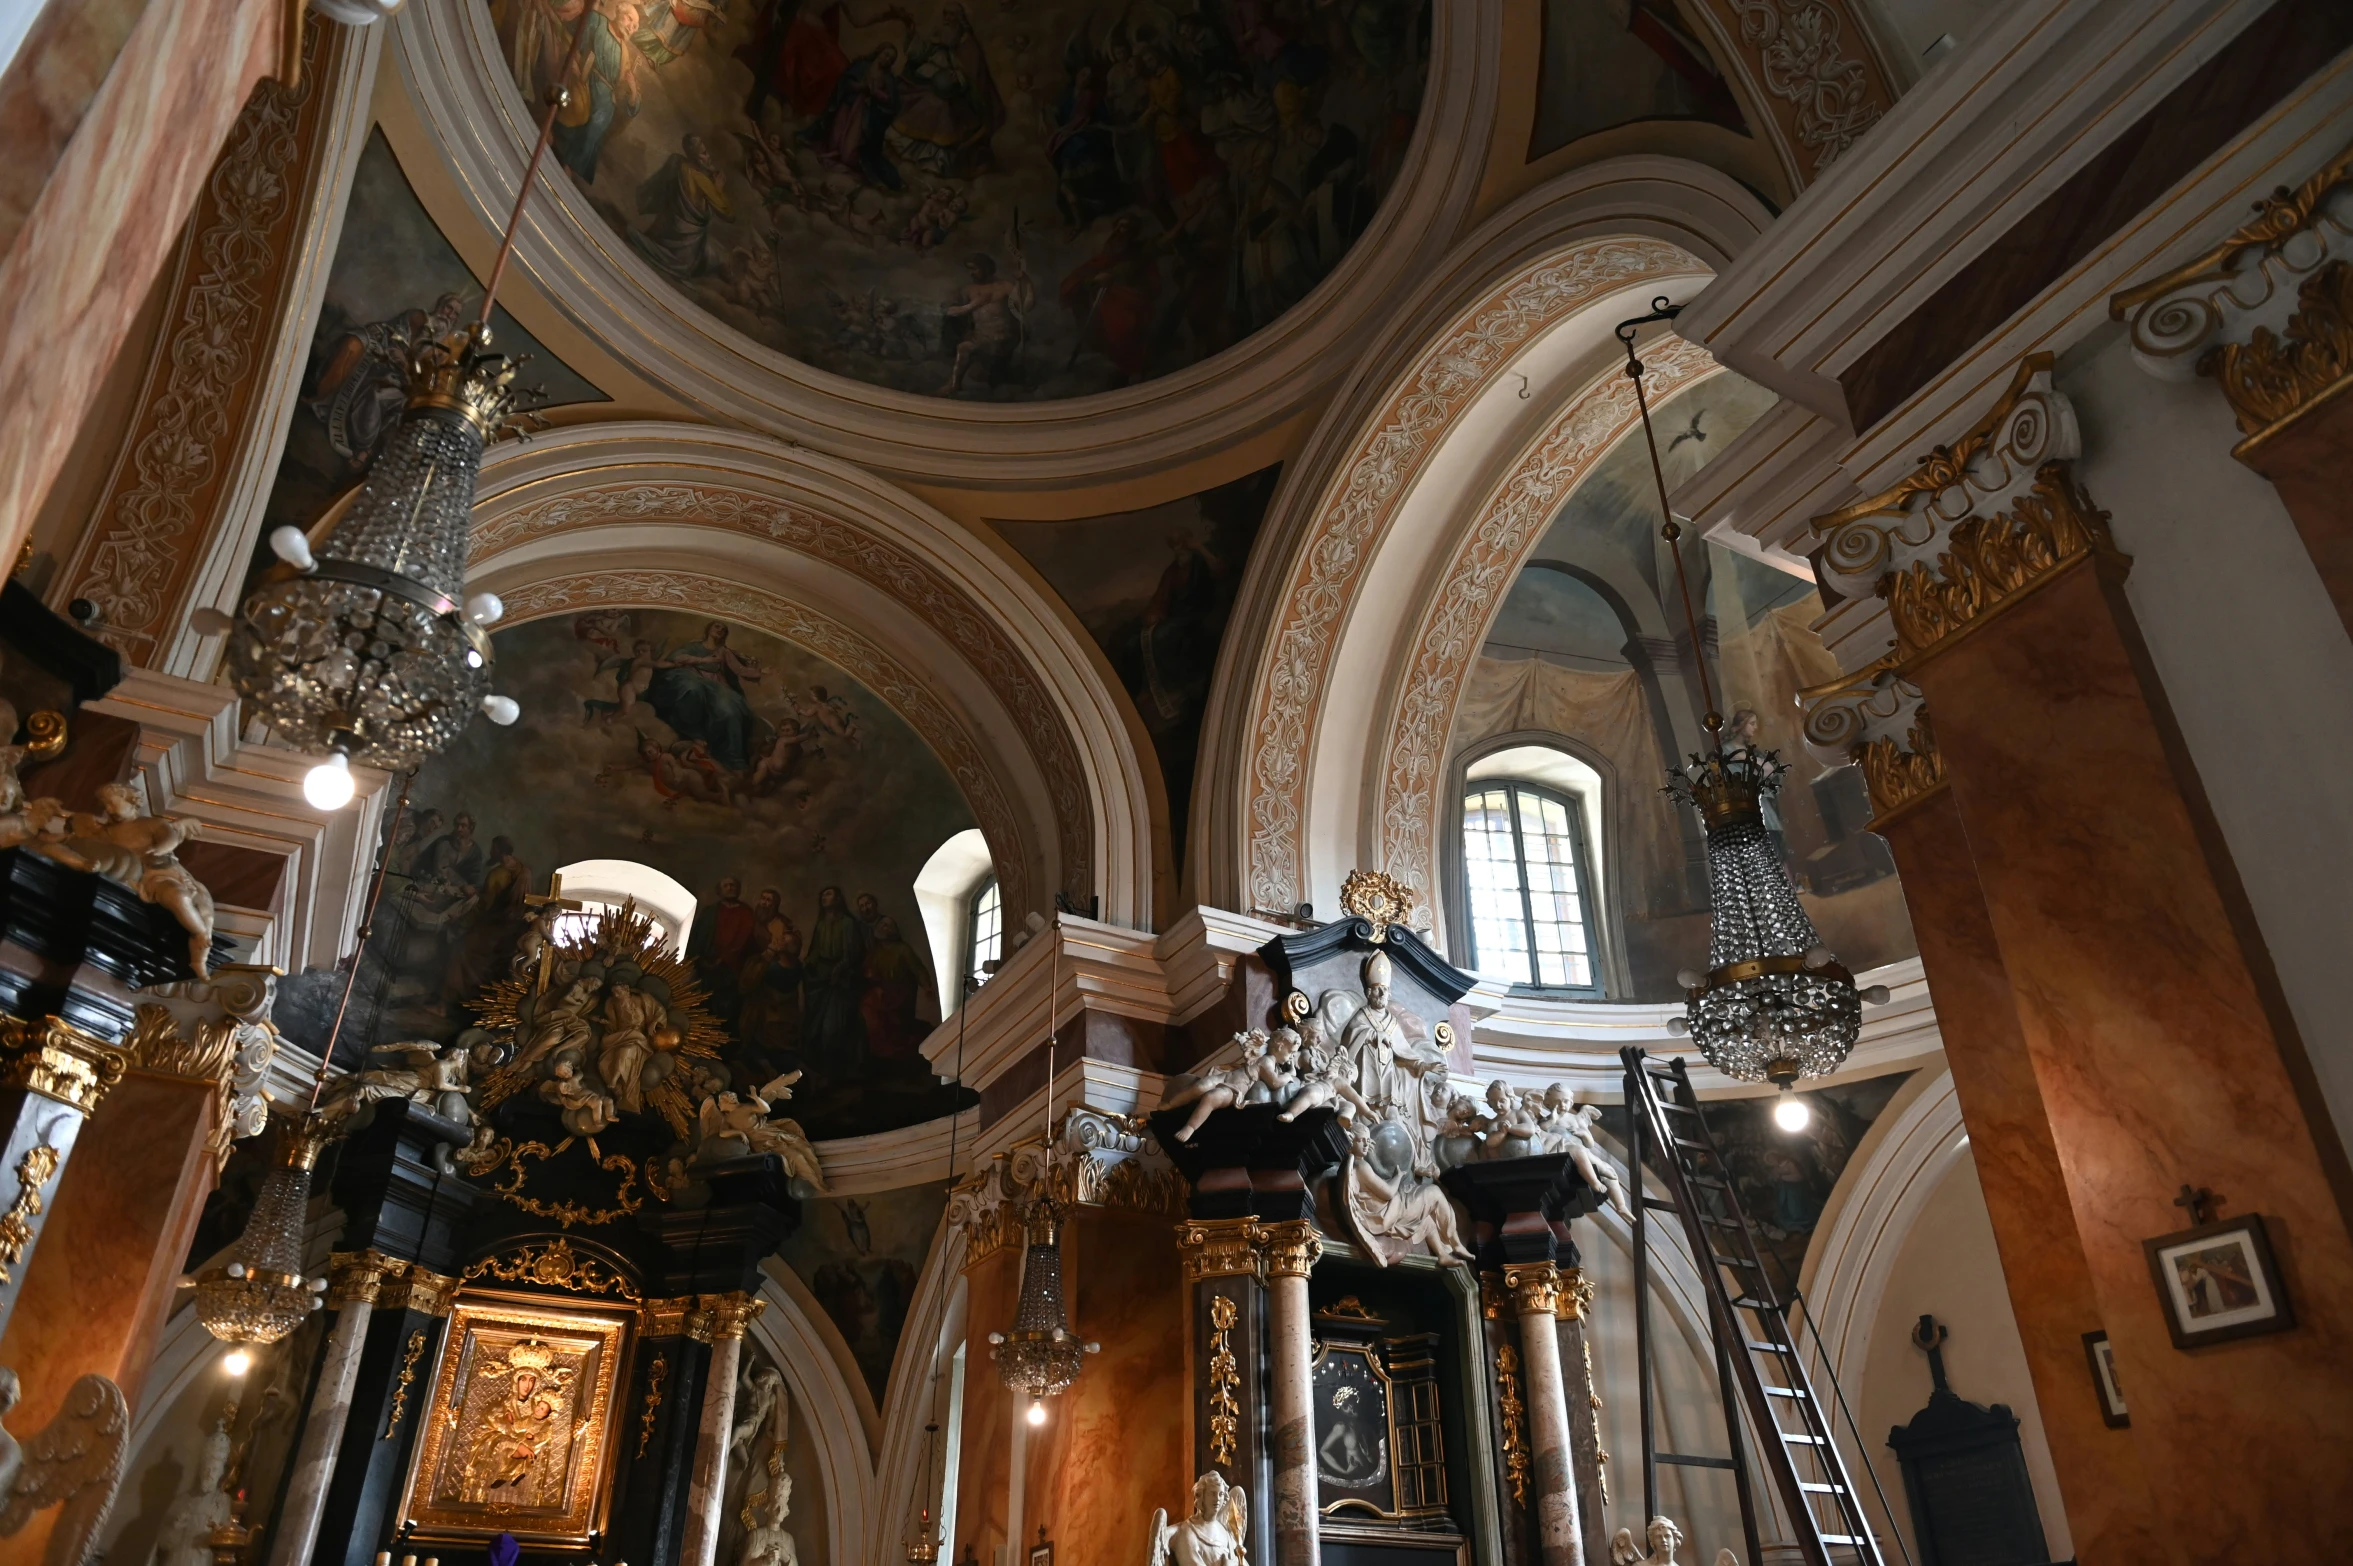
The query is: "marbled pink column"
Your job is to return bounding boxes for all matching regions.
[1506,1264,1583,1566]
[1259,1221,1320,1566]
[681,1294,763,1566]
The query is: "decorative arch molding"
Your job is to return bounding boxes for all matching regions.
[1375,341,1726,939]
[749,1264,880,1566]
[388,1,1499,490]
[1202,158,1771,919]
[469,425,1158,928]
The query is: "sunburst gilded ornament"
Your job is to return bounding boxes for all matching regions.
[1337,869,1416,943]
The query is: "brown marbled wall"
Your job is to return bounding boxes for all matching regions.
[1019,1206,1186,1566]
[1880,789,2165,1564]
[954,1244,1020,1566]
[1917,557,2353,1551]
[2237,377,2353,640]
[0,0,291,575]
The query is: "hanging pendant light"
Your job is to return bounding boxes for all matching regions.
[191,1117,330,1344]
[988,934,1097,1418]
[221,14,602,799]
[1617,300,1887,1101]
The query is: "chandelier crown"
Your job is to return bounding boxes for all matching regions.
[402,323,533,442]
[1665,743,1787,831]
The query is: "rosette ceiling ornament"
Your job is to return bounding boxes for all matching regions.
[217,12,614,809]
[1617,301,1888,1129]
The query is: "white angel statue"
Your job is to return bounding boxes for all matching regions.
[1145,1471,1248,1566]
[698,1073,829,1192]
[0,1366,130,1566]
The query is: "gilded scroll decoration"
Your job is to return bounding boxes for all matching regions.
[464,1238,643,1302]
[2204,261,2353,448]
[1338,869,1417,943]
[1207,1293,1242,1468]
[1496,1341,1529,1507]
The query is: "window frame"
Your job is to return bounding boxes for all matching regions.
[964,875,1002,994]
[1456,775,1607,997]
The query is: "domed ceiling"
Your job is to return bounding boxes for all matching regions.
[491,0,1430,400]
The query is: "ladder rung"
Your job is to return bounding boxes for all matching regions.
[1781,1432,1828,1444]
[1728,1296,1780,1311]
[1642,1197,1678,1213]
[1745,1340,1793,1354]
[1761,1385,1810,1398]
[1654,1453,1737,1470]
[1798,1481,1847,1494]
[1712,1254,1760,1269]
[1654,1099,1700,1115]
[1670,1137,1714,1152]
[1685,1174,1728,1190]
[1819,1538,1867,1547]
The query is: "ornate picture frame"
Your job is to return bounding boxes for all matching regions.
[396,1294,633,1546]
[2080,1330,2127,1428]
[2142,1213,2294,1350]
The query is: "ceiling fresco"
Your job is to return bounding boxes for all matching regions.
[1529,0,1749,159]
[488,0,1430,400]
[274,608,979,1139]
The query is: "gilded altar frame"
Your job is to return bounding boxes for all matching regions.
[396,1293,633,1548]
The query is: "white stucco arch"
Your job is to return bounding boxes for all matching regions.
[1197,157,1774,921]
[468,423,1157,930]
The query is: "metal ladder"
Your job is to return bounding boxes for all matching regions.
[1622,1047,1887,1566]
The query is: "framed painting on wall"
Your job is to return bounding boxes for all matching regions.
[2143,1213,2295,1349]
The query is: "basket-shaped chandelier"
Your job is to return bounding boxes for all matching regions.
[189,1119,329,1345]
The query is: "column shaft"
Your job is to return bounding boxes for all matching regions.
[267,1253,390,1566]
[1258,1221,1320,1566]
[1506,1264,1583,1566]
[681,1292,764,1566]
[0,1016,119,1344]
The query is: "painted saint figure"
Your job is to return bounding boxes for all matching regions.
[633,133,736,278]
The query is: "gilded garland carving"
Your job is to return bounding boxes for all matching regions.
[463,1237,643,1302]
[0,1144,63,1285]
[1242,238,1706,913]
[1206,1293,1242,1468]
[474,482,1089,902]
[1375,342,1718,916]
[383,1329,427,1440]
[636,1353,668,1457]
[1584,1339,1610,1507]
[497,571,1031,917]
[1495,1341,1530,1507]
[55,20,337,659]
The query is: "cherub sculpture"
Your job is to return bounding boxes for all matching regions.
[1608,1517,1687,1566]
[32,784,218,978]
[1276,1036,1374,1125]
[1479,1078,1544,1160]
[731,1362,786,1468]
[1145,1471,1248,1566]
[1157,1031,1267,1144]
[540,1059,617,1139]
[0,1366,130,1566]
[1433,1090,1490,1170]
[698,1073,828,1192]
[318,1039,473,1127]
[1545,1083,1632,1221]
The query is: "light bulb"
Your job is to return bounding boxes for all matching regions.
[464,591,505,626]
[267,525,315,571]
[1773,1093,1811,1133]
[1025,1398,1046,1427]
[303,751,355,810]
[223,1348,252,1377]
[480,694,520,725]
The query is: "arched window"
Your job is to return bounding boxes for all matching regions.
[1460,777,1602,993]
[967,877,1002,992]
[550,859,697,951]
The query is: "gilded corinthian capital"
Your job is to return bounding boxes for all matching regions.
[1812,355,2120,666]
[0,1016,126,1115]
[1796,653,1947,824]
[1501,1261,1560,1317]
[2111,140,2353,457]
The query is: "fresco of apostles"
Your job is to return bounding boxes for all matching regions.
[295,609,977,1140]
[488,0,1430,399]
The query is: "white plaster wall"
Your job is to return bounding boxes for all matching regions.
[1853,1157,2069,1563]
[2062,327,2353,1162]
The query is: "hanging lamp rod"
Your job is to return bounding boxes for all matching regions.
[476,6,597,333]
[1616,296,1722,738]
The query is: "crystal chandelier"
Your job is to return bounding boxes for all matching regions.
[218,14,608,805]
[190,1118,328,1344]
[988,937,1096,1423]
[1615,300,1885,1118]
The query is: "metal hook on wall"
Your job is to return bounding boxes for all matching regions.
[1512,372,1530,400]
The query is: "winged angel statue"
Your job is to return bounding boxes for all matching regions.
[0,1367,129,1566]
[1145,1471,1249,1566]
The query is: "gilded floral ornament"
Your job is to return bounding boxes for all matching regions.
[1338,869,1418,943]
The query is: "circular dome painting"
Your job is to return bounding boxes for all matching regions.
[489,0,1431,400]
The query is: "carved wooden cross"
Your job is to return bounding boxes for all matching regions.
[522,874,585,994]
[2174,1183,2216,1226]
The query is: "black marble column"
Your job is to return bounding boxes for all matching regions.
[607,1297,715,1566]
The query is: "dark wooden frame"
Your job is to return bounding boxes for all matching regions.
[2080,1330,2128,1428]
[2142,1213,2295,1349]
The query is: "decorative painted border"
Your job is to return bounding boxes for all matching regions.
[1237,236,1706,914]
[1373,338,1721,919]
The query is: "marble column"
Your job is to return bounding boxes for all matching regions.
[681,1291,765,1566]
[312,1263,460,1566]
[267,1251,397,1566]
[1256,1219,1321,1566]
[1505,1262,1583,1566]
[0,1016,121,1345]
[1480,1272,1537,1566]
[1552,1271,1608,1566]
[1873,785,2167,1562]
